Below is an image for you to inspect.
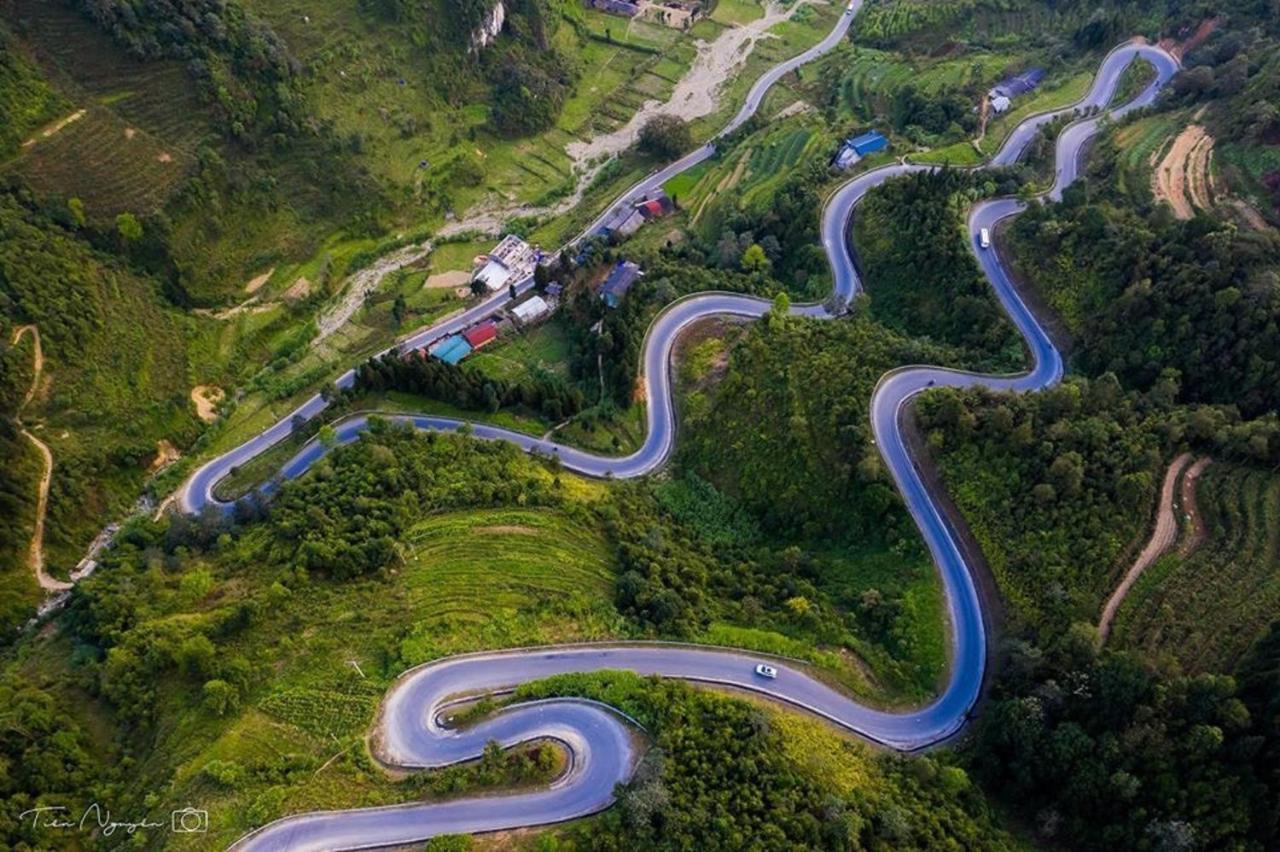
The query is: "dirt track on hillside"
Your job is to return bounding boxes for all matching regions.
[1177,457,1212,556]
[1098,452,1192,643]
[10,325,72,592]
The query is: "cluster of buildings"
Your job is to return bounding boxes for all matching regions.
[472,234,542,292]
[416,232,647,369]
[422,292,554,366]
[832,130,890,170]
[594,190,675,239]
[585,0,703,29]
[988,67,1045,114]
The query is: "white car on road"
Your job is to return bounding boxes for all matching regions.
[754,664,778,679]
[979,227,991,249]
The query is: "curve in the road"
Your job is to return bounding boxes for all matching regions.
[218,34,1178,852]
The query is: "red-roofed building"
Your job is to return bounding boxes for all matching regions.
[463,321,498,350]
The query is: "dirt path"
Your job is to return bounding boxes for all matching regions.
[10,325,72,592]
[1097,452,1192,644]
[1177,457,1212,556]
[21,108,87,148]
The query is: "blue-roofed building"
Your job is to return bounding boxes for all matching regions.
[428,334,472,365]
[833,130,889,170]
[849,130,889,156]
[991,68,1046,100]
[600,260,643,308]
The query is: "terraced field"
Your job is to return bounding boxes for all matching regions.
[830,46,1013,121]
[1111,110,1187,198]
[1114,464,1280,673]
[2,0,211,219]
[678,116,828,235]
[395,508,623,663]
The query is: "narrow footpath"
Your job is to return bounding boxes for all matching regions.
[10,325,71,592]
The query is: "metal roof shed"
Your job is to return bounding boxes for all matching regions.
[511,295,550,324]
[849,131,889,156]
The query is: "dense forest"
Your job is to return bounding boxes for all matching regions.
[917,376,1280,847]
[975,626,1280,849]
[1009,196,1280,415]
[678,303,954,541]
[853,168,1024,369]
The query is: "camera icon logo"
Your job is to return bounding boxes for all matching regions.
[172,808,209,833]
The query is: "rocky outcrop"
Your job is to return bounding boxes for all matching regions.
[471,1,505,50]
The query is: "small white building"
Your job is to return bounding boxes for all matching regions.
[511,295,550,324]
[990,95,1012,114]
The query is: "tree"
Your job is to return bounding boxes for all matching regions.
[115,212,143,245]
[202,679,239,716]
[471,278,487,296]
[638,114,692,160]
[392,293,407,324]
[509,283,518,301]
[67,197,85,228]
[740,243,771,274]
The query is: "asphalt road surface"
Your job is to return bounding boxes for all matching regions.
[217,35,1178,851]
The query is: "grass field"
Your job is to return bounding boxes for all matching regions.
[1114,464,1280,674]
[396,508,621,661]
[675,112,831,241]
[827,45,1017,123]
[468,317,574,381]
[695,541,948,708]
[711,0,766,26]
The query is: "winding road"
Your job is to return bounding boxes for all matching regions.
[195,17,1179,849]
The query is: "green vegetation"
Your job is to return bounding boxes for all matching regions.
[666,309,965,699]
[1115,463,1280,673]
[355,347,586,422]
[468,317,573,381]
[853,169,1023,369]
[0,25,67,158]
[975,639,1279,850]
[517,671,1014,849]
[0,425,622,847]
[0,193,200,581]
[710,0,764,27]
[916,378,1165,632]
[1008,188,1280,417]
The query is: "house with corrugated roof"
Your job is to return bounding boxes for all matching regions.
[601,260,642,308]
